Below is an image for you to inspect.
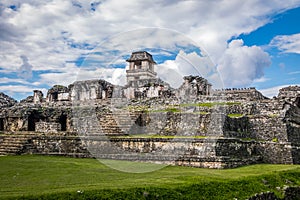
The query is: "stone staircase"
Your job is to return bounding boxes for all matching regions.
[208,106,227,136]
[72,106,140,136]
[0,133,35,155]
[98,110,139,135]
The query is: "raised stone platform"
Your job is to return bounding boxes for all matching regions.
[2,132,298,168]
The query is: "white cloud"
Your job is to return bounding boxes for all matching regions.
[288,71,300,75]
[253,76,270,83]
[0,0,300,98]
[156,50,220,88]
[0,85,47,100]
[260,84,300,98]
[38,63,127,87]
[217,39,271,87]
[271,33,300,54]
[0,77,28,84]
[17,55,33,79]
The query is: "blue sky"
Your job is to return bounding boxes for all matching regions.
[237,7,300,95]
[0,1,300,100]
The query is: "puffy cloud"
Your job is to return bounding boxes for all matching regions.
[0,85,47,100]
[0,0,300,99]
[270,33,300,54]
[17,55,33,79]
[157,50,219,88]
[260,84,300,98]
[217,39,271,87]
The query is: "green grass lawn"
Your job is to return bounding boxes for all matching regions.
[0,155,299,199]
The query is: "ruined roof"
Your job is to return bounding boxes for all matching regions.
[47,85,69,94]
[279,85,300,92]
[0,92,17,108]
[126,51,156,64]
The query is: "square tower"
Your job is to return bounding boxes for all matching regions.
[126,51,157,86]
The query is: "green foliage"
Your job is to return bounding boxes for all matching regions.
[227,113,244,118]
[112,135,207,139]
[269,114,279,118]
[0,155,299,199]
[181,102,241,108]
[127,105,149,112]
[165,107,180,113]
[272,137,279,142]
[150,107,180,113]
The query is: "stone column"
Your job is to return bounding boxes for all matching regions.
[33,90,43,104]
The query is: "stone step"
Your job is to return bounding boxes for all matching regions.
[0,143,24,147]
[1,135,32,139]
[0,134,34,155]
[0,148,21,153]
[0,145,22,149]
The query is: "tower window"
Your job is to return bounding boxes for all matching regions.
[135,61,141,69]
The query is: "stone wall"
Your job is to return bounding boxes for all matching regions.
[46,85,69,102]
[176,76,211,98]
[0,83,299,168]
[69,79,114,101]
[35,122,61,133]
[21,135,261,168]
[26,135,90,157]
[33,90,43,104]
[0,92,17,108]
[248,187,300,200]
[278,85,300,104]
[213,87,267,101]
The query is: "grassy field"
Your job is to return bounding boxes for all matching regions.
[0,155,299,199]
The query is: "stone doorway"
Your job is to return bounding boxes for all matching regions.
[295,97,300,108]
[0,118,4,131]
[59,114,67,131]
[28,112,39,131]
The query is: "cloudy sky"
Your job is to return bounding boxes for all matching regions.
[1,0,300,100]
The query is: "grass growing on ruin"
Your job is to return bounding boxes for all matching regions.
[111,134,208,139]
[227,113,244,118]
[0,155,299,199]
[181,102,241,107]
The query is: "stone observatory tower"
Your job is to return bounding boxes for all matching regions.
[126,51,157,87]
[124,51,171,99]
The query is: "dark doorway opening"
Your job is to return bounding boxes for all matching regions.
[52,92,58,101]
[59,114,67,131]
[0,118,4,131]
[28,112,39,131]
[295,97,300,108]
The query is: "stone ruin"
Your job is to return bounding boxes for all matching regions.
[0,51,299,169]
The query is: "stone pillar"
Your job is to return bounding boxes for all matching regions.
[129,62,134,70]
[33,90,43,104]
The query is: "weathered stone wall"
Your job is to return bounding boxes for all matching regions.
[248,187,300,200]
[256,142,295,164]
[26,135,90,157]
[22,135,261,168]
[35,122,61,133]
[0,92,17,108]
[33,90,43,104]
[248,115,288,142]
[213,87,267,101]
[1,83,300,167]
[176,76,211,98]
[69,80,114,101]
[0,104,72,132]
[278,85,300,104]
[46,85,69,102]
